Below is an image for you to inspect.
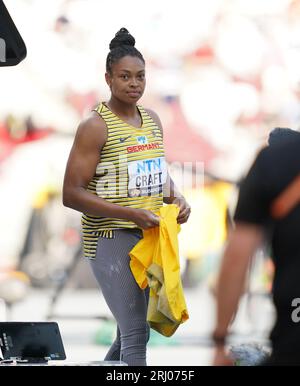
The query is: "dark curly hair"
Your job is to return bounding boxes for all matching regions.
[106,28,145,74]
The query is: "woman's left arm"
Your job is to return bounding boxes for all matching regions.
[163,173,191,224]
[145,108,191,224]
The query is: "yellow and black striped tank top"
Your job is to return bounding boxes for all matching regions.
[82,102,166,259]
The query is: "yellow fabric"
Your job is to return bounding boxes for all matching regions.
[129,204,189,337]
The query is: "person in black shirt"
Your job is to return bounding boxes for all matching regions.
[212,132,300,365]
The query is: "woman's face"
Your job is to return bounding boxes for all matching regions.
[105,55,146,103]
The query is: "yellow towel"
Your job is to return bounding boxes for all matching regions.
[129,204,189,337]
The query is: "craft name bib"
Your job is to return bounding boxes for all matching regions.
[128,157,167,197]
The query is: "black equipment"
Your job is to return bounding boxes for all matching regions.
[0,0,27,66]
[0,322,66,363]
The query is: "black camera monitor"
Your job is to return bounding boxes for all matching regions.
[0,322,66,363]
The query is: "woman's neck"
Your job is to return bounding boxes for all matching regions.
[106,98,137,118]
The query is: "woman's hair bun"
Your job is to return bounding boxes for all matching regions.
[109,28,135,50]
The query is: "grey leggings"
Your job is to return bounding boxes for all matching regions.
[88,229,150,366]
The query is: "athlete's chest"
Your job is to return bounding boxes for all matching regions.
[104,129,163,155]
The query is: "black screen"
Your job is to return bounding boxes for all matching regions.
[0,322,66,361]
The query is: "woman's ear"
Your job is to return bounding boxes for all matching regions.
[105,72,111,89]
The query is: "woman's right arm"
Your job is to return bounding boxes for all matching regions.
[62,114,159,228]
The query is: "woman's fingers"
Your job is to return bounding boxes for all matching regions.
[177,207,191,224]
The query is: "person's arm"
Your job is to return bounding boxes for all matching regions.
[163,173,191,224]
[212,147,270,365]
[63,113,159,229]
[145,108,191,224]
[212,223,264,365]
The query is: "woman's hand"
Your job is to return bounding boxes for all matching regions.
[131,208,160,229]
[172,197,191,224]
